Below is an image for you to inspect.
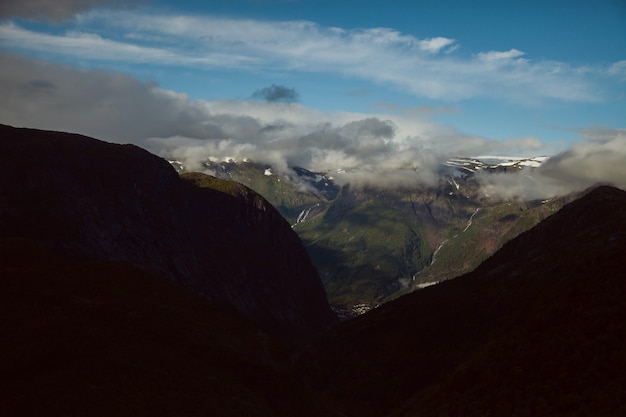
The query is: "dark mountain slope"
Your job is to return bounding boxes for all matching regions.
[0,124,336,338]
[302,185,626,417]
[0,238,338,417]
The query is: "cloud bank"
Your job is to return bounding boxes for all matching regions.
[477,127,626,199]
[1,51,624,197]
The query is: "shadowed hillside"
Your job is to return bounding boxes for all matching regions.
[301,185,626,417]
[0,238,338,417]
[0,124,336,338]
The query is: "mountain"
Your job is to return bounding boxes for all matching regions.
[297,185,626,417]
[0,238,338,417]
[0,124,336,338]
[179,156,574,315]
[3,123,625,416]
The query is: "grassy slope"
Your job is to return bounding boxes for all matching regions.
[416,197,569,284]
[296,198,429,306]
[181,171,251,197]
[184,165,572,310]
[195,163,322,224]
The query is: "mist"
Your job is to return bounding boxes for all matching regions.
[477,128,626,200]
[1,51,624,199]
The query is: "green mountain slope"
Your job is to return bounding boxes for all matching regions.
[296,189,430,307]
[415,196,572,285]
[187,160,573,312]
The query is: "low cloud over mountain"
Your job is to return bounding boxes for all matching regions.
[1,51,624,198]
[477,127,626,199]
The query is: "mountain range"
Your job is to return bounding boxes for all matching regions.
[178,153,577,315]
[2,124,625,416]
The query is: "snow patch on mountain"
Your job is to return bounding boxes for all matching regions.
[443,156,549,174]
[168,160,184,173]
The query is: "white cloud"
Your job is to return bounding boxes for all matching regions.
[477,127,626,200]
[541,127,626,187]
[418,37,456,53]
[1,9,616,103]
[608,60,626,80]
[0,22,256,68]
[477,48,525,62]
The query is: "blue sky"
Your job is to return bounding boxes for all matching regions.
[1,0,625,194]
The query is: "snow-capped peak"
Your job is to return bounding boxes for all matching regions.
[444,156,548,174]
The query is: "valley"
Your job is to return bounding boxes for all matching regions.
[2,1,624,415]
[299,185,626,417]
[2,125,625,417]
[179,156,576,315]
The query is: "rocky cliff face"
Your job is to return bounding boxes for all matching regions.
[0,124,336,338]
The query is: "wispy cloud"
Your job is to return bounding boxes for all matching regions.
[477,48,525,62]
[0,0,123,21]
[418,37,457,53]
[0,21,257,68]
[608,60,626,81]
[372,101,459,117]
[1,9,618,104]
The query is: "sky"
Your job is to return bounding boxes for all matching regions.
[1,0,625,197]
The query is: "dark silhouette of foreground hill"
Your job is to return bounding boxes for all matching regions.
[301,185,626,417]
[0,124,336,338]
[0,238,338,417]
